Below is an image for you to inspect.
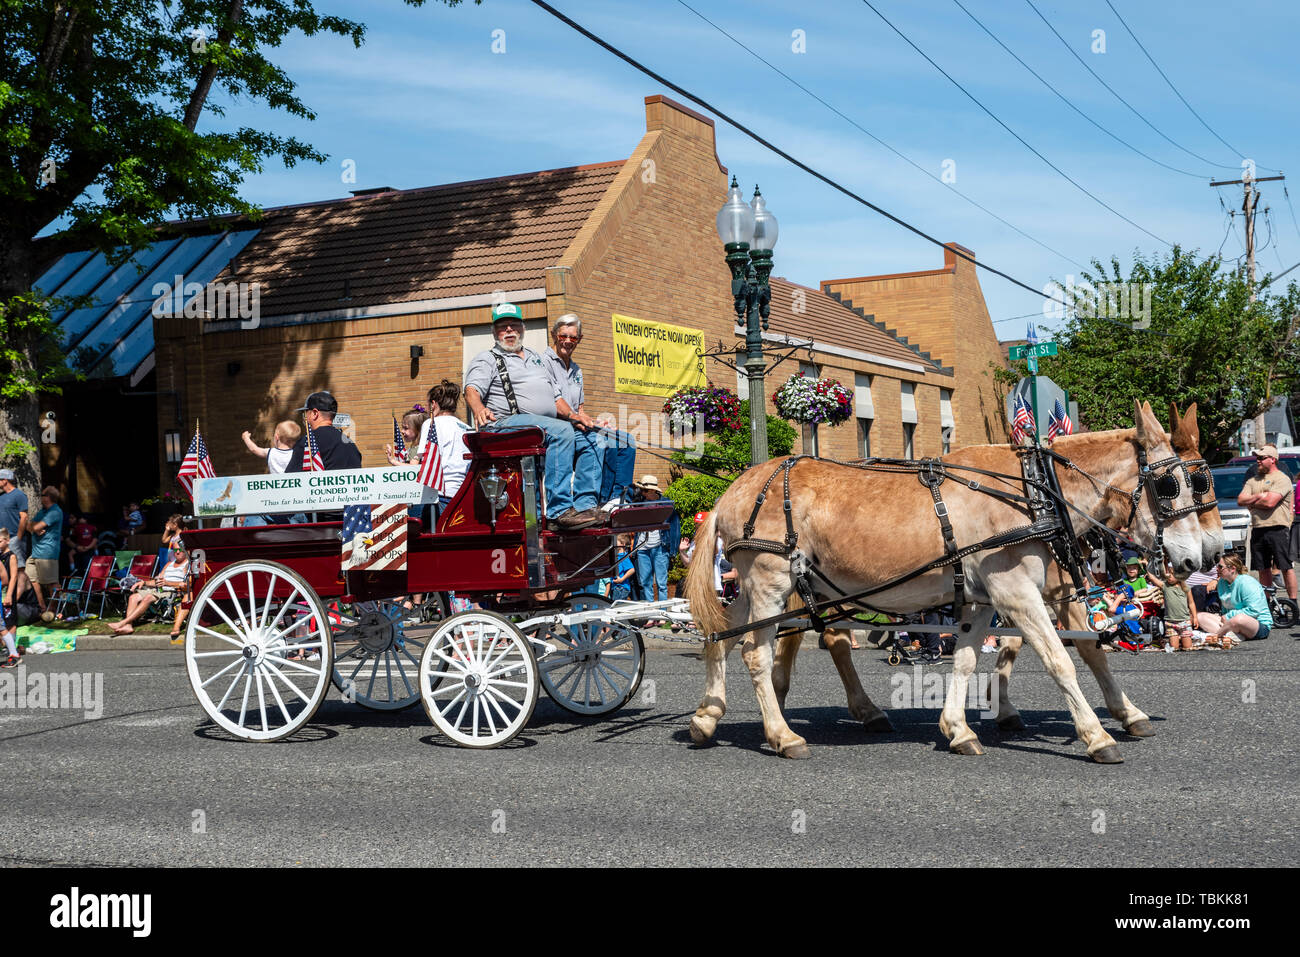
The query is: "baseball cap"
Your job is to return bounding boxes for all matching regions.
[694,511,709,525]
[0,468,14,481]
[491,302,523,323]
[1251,444,1279,459]
[295,391,338,414]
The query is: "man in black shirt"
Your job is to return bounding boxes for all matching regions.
[286,391,362,471]
[285,391,361,523]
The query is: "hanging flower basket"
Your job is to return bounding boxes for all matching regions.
[662,386,744,434]
[772,375,853,427]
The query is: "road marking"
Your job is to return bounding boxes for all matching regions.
[115,715,189,727]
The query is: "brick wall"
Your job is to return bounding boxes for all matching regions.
[823,243,1010,450]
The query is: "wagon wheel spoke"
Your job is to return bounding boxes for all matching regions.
[184,560,333,741]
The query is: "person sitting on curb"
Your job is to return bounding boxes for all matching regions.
[1195,554,1272,648]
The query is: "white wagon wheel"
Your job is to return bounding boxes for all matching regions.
[419,610,538,748]
[184,560,334,742]
[528,593,645,716]
[328,593,449,711]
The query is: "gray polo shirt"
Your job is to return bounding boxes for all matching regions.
[465,345,560,419]
[543,347,584,411]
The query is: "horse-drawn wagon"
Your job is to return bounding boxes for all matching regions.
[180,427,688,746]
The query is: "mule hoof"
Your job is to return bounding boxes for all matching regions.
[1090,745,1124,764]
[864,713,895,733]
[780,742,811,759]
[996,714,1026,733]
[1124,719,1155,737]
[688,716,717,745]
[951,739,984,756]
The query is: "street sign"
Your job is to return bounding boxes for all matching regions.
[1009,342,1058,360]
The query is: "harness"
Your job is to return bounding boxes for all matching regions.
[717,443,1214,642]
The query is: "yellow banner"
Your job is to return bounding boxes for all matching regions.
[611,314,706,397]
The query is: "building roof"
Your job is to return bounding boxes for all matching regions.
[219,161,624,317]
[31,160,624,383]
[766,278,951,375]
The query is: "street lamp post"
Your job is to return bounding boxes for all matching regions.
[717,177,779,465]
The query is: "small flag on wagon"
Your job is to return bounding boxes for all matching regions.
[1046,398,1074,440]
[417,427,444,494]
[341,503,409,572]
[176,424,215,498]
[392,412,407,462]
[1011,395,1036,445]
[303,422,325,472]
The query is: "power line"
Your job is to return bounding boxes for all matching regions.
[1285,185,1300,246]
[1216,211,1236,258]
[1103,0,1281,173]
[527,0,1072,307]
[858,0,1173,246]
[1025,0,1240,172]
[951,0,1209,180]
[672,0,1087,270]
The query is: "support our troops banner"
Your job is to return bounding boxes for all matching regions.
[611,313,706,397]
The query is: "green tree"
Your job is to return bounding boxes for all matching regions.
[664,401,795,583]
[1018,248,1300,461]
[0,0,476,483]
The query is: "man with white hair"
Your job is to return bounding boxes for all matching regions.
[542,313,637,508]
[464,303,602,530]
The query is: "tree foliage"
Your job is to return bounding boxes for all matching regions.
[0,0,476,481]
[1023,248,1300,461]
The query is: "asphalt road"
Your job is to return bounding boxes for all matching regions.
[2,632,1296,867]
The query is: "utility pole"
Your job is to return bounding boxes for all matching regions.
[1212,172,1286,449]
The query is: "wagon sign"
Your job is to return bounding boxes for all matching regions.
[192,465,437,516]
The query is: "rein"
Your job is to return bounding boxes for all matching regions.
[715,442,1214,642]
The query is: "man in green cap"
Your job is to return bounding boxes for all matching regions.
[464,302,602,529]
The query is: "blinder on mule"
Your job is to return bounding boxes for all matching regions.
[1141,454,1216,520]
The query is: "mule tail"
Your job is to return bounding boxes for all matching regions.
[685,511,728,639]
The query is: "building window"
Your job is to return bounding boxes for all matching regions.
[903,422,916,459]
[802,423,818,457]
[942,426,953,454]
[858,417,872,458]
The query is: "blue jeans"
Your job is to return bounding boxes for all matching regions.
[635,544,670,602]
[486,414,597,517]
[596,428,637,504]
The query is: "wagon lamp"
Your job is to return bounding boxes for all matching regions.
[479,466,510,529]
[717,177,779,465]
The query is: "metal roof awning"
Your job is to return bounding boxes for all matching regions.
[34,229,260,384]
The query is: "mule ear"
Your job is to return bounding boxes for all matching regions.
[1134,399,1164,447]
[1181,402,1201,448]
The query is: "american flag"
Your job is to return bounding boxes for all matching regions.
[392,413,407,461]
[417,425,444,494]
[304,422,324,472]
[1047,398,1074,440]
[343,504,372,543]
[1011,395,1036,445]
[341,503,409,571]
[177,426,215,497]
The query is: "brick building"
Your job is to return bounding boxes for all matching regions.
[33,94,1009,514]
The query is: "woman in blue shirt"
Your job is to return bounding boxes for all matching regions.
[1198,554,1272,644]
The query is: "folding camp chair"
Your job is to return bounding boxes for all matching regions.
[105,554,159,613]
[50,554,115,620]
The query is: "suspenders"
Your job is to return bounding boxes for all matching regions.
[491,350,522,416]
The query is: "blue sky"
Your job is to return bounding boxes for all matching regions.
[208,0,1300,339]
